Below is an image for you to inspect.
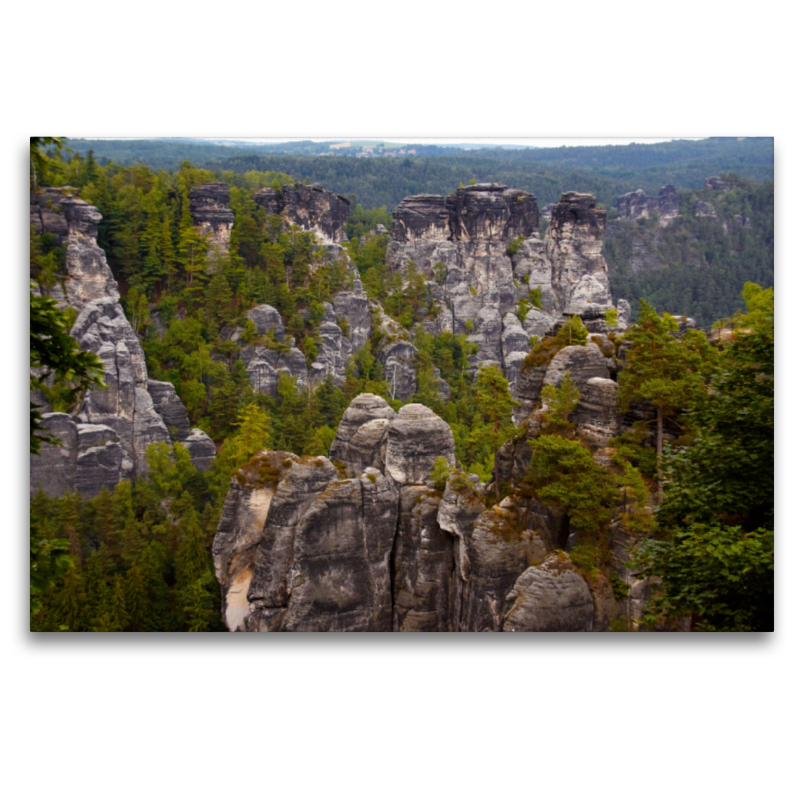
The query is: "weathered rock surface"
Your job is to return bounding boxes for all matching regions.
[30,412,129,499]
[502,552,594,632]
[515,342,611,423]
[213,393,636,633]
[234,455,399,632]
[576,377,622,445]
[385,404,455,485]
[393,487,455,631]
[328,393,396,472]
[704,176,733,193]
[30,191,214,492]
[383,185,627,398]
[147,379,192,442]
[213,452,300,631]
[245,304,285,339]
[546,192,614,318]
[189,183,234,264]
[457,505,546,632]
[254,183,350,244]
[616,185,678,223]
[183,429,217,472]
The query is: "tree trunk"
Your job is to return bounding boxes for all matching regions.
[494,447,500,504]
[656,406,664,503]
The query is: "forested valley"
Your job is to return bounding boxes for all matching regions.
[29,138,774,632]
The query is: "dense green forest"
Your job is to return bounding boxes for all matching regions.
[30,141,774,632]
[605,174,774,326]
[64,137,773,211]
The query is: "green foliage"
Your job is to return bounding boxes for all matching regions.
[539,372,580,434]
[630,284,773,630]
[69,137,773,212]
[604,177,773,327]
[506,235,525,257]
[632,526,773,631]
[617,298,718,497]
[604,307,618,327]
[30,289,106,453]
[473,364,518,500]
[528,286,543,310]
[526,435,617,536]
[430,456,453,491]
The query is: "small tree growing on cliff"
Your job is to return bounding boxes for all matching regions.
[473,363,519,503]
[617,300,717,502]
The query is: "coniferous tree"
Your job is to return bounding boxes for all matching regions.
[617,300,718,501]
[473,364,519,502]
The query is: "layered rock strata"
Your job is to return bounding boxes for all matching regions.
[254,183,350,244]
[30,191,214,496]
[213,394,620,633]
[616,185,679,223]
[189,183,235,264]
[385,185,627,400]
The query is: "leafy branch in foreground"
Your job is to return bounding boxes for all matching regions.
[30,289,106,453]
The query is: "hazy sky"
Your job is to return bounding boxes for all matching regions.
[198,137,702,148]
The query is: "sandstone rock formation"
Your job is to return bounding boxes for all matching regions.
[616,185,678,223]
[254,183,350,244]
[384,185,627,401]
[213,393,624,633]
[704,176,733,192]
[189,183,235,265]
[502,552,594,632]
[30,191,214,496]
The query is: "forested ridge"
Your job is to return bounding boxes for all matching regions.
[65,137,773,211]
[605,174,774,326]
[30,140,774,632]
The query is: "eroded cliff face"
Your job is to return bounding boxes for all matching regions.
[212,392,623,632]
[384,185,626,399]
[30,190,214,497]
[189,183,235,266]
[253,182,350,245]
[616,185,678,224]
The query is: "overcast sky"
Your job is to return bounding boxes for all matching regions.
[193,137,703,148]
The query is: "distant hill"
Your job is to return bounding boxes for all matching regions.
[64,137,773,210]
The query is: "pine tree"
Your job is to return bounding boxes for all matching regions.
[108,575,129,631]
[617,300,718,501]
[123,562,149,632]
[474,364,519,502]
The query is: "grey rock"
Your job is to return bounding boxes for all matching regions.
[393,486,455,632]
[281,469,398,631]
[30,413,78,497]
[543,342,611,398]
[616,185,678,223]
[546,192,613,318]
[183,428,216,472]
[30,191,206,494]
[213,452,300,631]
[147,379,192,442]
[245,305,285,339]
[458,504,546,632]
[254,183,350,244]
[246,457,340,619]
[75,442,125,497]
[190,183,234,265]
[332,291,371,351]
[328,393,396,470]
[523,307,558,338]
[502,552,594,632]
[576,377,622,445]
[385,404,455,485]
